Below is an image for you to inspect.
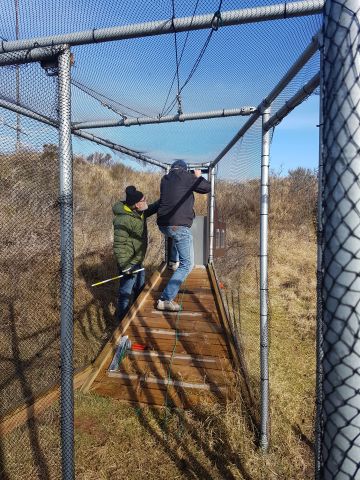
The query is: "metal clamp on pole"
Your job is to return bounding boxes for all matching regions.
[57,45,75,480]
[260,106,271,452]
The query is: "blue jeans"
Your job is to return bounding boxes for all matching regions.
[169,239,179,263]
[160,226,194,301]
[117,265,145,319]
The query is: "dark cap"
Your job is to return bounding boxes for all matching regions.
[171,159,188,171]
[125,185,143,206]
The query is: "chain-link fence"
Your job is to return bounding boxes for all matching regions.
[2,1,360,479]
[317,1,360,478]
[212,119,262,436]
[0,61,62,477]
[0,49,166,479]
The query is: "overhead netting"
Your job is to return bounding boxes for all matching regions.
[0,0,321,166]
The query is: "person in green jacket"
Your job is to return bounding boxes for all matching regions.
[113,185,159,319]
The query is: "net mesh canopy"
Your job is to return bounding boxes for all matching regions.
[0,0,321,170]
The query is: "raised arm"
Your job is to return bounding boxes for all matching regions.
[145,199,160,218]
[192,169,211,194]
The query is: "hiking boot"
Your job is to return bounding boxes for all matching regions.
[168,261,180,271]
[156,299,181,312]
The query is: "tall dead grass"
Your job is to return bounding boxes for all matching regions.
[1,149,318,479]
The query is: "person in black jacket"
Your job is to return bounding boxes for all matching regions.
[157,159,211,311]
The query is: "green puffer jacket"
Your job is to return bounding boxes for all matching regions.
[113,200,159,270]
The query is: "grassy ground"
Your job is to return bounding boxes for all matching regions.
[1,152,317,479]
[1,227,316,480]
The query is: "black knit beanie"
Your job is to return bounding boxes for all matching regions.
[125,185,143,206]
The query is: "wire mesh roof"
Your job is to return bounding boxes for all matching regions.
[0,0,321,172]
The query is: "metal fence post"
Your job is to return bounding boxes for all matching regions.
[209,167,215,264]
[260,106,270,451]
[322,0,360,477]
[58,45,74,480]
[315,35,324,480]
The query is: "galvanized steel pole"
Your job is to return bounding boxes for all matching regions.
[0,45,64,66]
[71,106,257,130]
[209,167,216,263]
[0,1,324,54]
[264,72,320,131]
[74,130,167,170]
[58,46,74,480]
[0,97,57,126]
[260,106,270,452]
[315,40,324,480]
[321,0,360,477]
[210,33,319,168]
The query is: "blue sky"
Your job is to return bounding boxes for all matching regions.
[72,93,320,176]
[0,0,321,176]
[270,94,319,174]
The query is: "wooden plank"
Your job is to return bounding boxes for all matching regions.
[92,373,227,406]
[0,365,92,436]
[114,358,233,385]
[127,335,229,357]
[207,264,241,370]
[126,350,232,370]
[136,310,219,323]
[149,291,214,301]
[143,300,218,313]
[126,326,227,346]
[161,269,209,279]
[130,316,223,333]
[91,381,224,408]
[107,372,223,390]
[152,287,213,295]
[81,263,167,393]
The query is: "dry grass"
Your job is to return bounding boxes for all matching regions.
[1,150,317,479]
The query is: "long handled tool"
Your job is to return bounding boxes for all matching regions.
[91,267,145,287]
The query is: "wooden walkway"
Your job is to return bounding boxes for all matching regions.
[82,265,236,408]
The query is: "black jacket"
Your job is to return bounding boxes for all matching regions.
[157,169,211,227]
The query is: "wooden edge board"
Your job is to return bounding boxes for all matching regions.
[207,264,241,371]
[81,263,167,393]
[107,372,227,391]
[126,350,231,368]
[0,365,92,436]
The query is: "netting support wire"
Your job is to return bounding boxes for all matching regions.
[263,72,320,131]
[0,1,324,53]
[0,95,167,170]
[71,106,257,130]
[208,167,216,263]
[260,106,270,452]
[210,32,319,168]
[73,130,167,170]
[314,35,324,480]
[0,45,64,66]
[58,45,74,480]
[321,0,360,477]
